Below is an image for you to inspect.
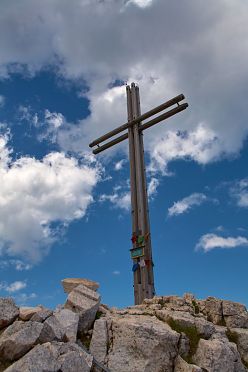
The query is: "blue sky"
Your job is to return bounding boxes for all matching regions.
[0,0,248,309]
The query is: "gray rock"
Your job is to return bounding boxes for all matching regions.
[38,315,66,343]
[178,333,190,359]
[0,298,19,329]
[229,328,248,365]
[223,301,248,328]
[30,308,53,322]
[54,308,79,342]
[5,341,93,372]
[19,306,44,321]
[192,338,246,372]
[205,297,223,325]
[106,315,180,372]
[194,317,215,339]
[90,318,108,364]
[65,284,100,333]
[174,356,203,371]
[0,320,43,361]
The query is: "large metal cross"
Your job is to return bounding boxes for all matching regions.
[89,83,188,304]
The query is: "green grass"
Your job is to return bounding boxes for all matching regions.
[167,318,201,363]
[192,300,200,314]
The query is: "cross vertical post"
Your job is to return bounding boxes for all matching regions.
[89,82,188,305]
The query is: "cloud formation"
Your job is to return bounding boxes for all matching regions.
[230,178,248,208]
[168,193,207,217]
[0,0,247,170]
[196,233,248,253]
[0,280,27,293]
[0,133,100,263]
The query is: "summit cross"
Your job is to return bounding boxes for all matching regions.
[89,83,188,305]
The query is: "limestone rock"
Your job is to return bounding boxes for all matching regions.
[19,306,43,321]
[0,320,43,361]
[0,298,19,329]
[38,315,66,343]
[192,338,246,372]
[204,297,223,325]
[5,341,93,372]
[65,284,100,332]
[228,328,248,364]
[223,301,248,328]
[174,356,203,371]
[62,278,99,294]
[90,318,108,364]
[54,308,79,342]
[106,315,180,372]
[30,307,53,322]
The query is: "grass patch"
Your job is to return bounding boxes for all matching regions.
[78,332,92,350]
[192,300,200,314]
[167,318,200,363]
[95,311,103,320]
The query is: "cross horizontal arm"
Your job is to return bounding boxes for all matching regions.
[89,94,185,148]
[92,102,188,155]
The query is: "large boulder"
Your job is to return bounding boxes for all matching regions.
[204,297,223,325]
[30,307,53,322]
[0,320,43,361]
[54,308,79,342]
[38,315,66,343]
[65,284,100,333]
[105,315,180,372]
[192,338,246,372]
[0,298,19,329]
[90,318,108,364]
[5,341,93,372]
[223,301,248,328]
[228,328,248,365]
[19,306,43,321]
[62,278,99,294]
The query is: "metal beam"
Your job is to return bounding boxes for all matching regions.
[89,94,185,148]
[92,102,188,154]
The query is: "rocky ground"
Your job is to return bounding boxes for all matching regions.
[0,278,248,372]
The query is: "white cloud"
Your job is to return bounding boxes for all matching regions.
[230,178,248,208]
[147,177,159,198]
[0,95,5,107]
[196,233,248,253]
[126,0,154,8]
[99,190,130,211]
[0,1,248,171]
[168,193,207,217]
[112,270,120,275]
[0,280,27,293]
[114,159,126,171]
[0,259,32,271]
[14,292,37,306]
[0,133,100,263]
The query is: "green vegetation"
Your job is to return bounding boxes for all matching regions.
[191,300,200,314]
[78,332,92,350]
[167,318,200,363]
[95,310,103,320]
[226,329,239,344]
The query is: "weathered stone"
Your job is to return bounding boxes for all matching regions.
[194,317,215,339]
[65,284,100,332]
[38,315,66,343]
[90,318,108,364]
[174,356,203,371]
[106,315,180,372]
[54,308,79,342]
[0,298,19,329]
[62,278,99,294]
[192,338,246,372]
[19,306,43,321]
[205,297,223,325]
[30,307,53,322]
[57,342,93,371]
[178,333,190,358]
[223,301,247,316]
[223,300,248,328]
[229,328,248,364]
[0,320,43,361]
[5,341,93,372]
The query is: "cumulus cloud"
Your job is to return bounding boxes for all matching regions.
[99,190,131,211]
[168,193,207,217]
[0,133,100,263]
[0,280,27,293]
[0,0,247,169]
[147,177,159,199]
[0,95,5,107]
[114,159,126,171]
[0,259,32,271]
[230,178,248,208]
[196,233,248,253]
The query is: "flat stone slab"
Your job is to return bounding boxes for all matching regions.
[62,278,99,294]
[0,298,19,329]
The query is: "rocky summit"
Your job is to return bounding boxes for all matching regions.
[0,280,248,372]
